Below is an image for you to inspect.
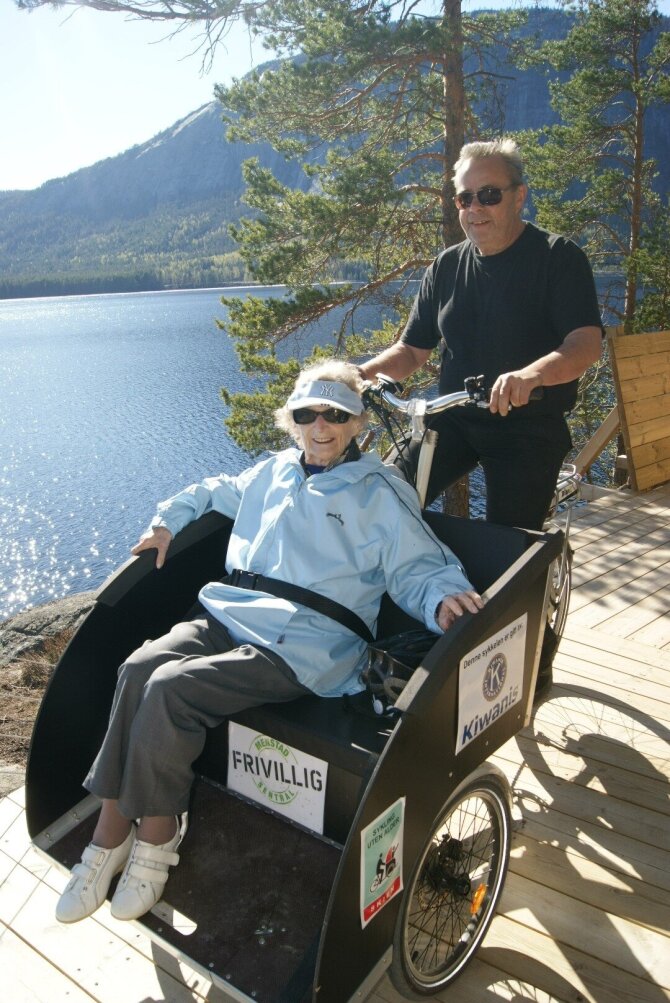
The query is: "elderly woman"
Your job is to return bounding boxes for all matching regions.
[56,359,482,925]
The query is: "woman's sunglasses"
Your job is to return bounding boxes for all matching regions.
[454,184,517,209]
[293,407,352,425]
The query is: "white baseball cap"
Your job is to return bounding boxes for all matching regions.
[286,380,364,415]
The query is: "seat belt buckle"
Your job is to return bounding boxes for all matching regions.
[230,569,259,590]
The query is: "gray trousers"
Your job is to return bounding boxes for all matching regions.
[84,613,310,819]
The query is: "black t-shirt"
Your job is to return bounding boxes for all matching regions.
[401,223,602,415]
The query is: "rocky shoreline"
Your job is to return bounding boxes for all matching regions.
[0,592,96,670]
[0,592,96,797]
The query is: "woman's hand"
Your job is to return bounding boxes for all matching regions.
[436,591,484,632]
[131,526,173,569]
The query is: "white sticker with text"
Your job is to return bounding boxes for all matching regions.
[228,722,328,834]
[456,613,527,754]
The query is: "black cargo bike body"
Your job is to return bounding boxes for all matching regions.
[26,509,561,1002]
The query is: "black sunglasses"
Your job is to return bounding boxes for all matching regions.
[454,184,517,209]
[293,407,352,425]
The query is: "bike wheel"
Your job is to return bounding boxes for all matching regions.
[390,773,512,999]
[547,544,572,646]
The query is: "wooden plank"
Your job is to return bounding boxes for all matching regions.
[492,749,667,851]
[563,620,670,669]
[625,394,670,425]
[554,645,670,707]
[615,352,670,381]
[589,597,670,645]
[509,812,670,902]
[480,914,666,1003]
[571,528,670,583]
[571,589,669,634]
[0,923,95,1003]
[571,514,670,560]
[568,510,653,544]
[508,732,670,815]
[570,498,667,535]
[629,610,670,648]
[628,412,670,448]
[625,437,670,470]
[371,912,663,1003]
[513,687,670,774]
[554,661,670,729]
[618,371,670,405]
[572,405,619,474]
[369,947,577,1003]
[507,827,670,934]
[500,874,670,988]
[635,457,670,492]
[8,880,224,1003]
[496,770,670,881]
[608,329,670,359]
[567,554,670,614]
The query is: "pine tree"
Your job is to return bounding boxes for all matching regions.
[213,0,525,453]
[519,0,670,333]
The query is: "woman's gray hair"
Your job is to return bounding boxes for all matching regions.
[452,137,525,187]
[275,358,369,445]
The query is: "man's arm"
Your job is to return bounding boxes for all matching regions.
[489,326,602,416]
[359,342,432,383]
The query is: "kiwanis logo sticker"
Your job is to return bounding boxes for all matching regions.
[482,652,507,701]
[456,614,527,754]
[228,722,328,833]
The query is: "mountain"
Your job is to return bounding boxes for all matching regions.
[0,101,311,297]
[1,9,668,299]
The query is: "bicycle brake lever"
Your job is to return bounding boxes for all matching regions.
[463,375,545,405]
[376,373,405,394]
[463,374,489,404]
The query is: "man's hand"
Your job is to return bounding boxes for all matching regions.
[436,591,484,632]
[131,526,173,569]
[489,370,543,416]
[490,327,602,417]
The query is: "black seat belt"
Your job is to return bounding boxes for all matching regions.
[225,569,375,644]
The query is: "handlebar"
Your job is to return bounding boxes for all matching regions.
[362,374,543,416]
[362,374,488,416]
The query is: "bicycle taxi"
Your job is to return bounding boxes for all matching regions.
[25,383,563,1002]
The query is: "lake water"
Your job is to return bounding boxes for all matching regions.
[1,281,604,622]
[1,286,360,620]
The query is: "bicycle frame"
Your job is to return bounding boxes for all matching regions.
[363,375,488,507]
[363,376,582,649]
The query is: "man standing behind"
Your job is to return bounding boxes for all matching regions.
[359,137,603,532]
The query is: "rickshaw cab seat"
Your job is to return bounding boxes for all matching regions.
[195,512,532,843]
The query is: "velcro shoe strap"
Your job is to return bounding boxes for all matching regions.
[81,846,107,867]
[134,847,180,870]
[126,861,173,883]
[71,861,96,880]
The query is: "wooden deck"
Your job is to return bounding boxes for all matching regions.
[2,483,669,1003]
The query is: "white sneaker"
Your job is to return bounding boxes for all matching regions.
[110,817,184,921]
[56,826,136,923]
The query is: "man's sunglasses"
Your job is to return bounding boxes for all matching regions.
[293,407,352,425]
[454,184,517,209]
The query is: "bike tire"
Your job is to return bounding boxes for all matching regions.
[390,773,512,999]
[548,545,573,647]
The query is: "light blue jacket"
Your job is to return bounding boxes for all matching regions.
[151,448,474,696]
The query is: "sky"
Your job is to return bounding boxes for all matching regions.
[1,0,669,192]
[0,1,265,190]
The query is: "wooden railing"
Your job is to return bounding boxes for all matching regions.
[607,327,670,491]
[570,327,670,493]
